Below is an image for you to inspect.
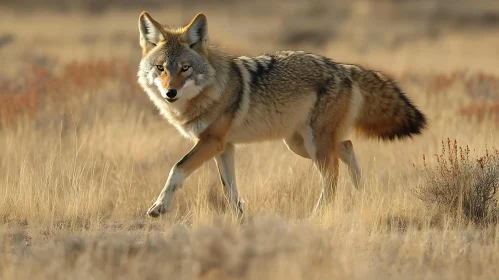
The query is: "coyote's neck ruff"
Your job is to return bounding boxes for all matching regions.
[137,12,427,218]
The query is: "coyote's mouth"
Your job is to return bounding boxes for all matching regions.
[166,98,178,103]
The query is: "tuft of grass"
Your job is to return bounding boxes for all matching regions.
[413,138,499,225]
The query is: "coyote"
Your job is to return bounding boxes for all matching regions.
[137,12,427,217]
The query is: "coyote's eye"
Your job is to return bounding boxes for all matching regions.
[181,65,191,72]
[156,65,164,71]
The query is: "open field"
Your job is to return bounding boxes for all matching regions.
[1,1,499,279]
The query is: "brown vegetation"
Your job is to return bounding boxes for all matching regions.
[413,139,499,225]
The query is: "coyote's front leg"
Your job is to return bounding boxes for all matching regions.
[147,118,230,218]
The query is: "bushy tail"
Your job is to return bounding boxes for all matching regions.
[346,64,427,141]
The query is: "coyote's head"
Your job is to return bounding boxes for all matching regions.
[137,12,214,104]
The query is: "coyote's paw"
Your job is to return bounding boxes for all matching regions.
[147,201,167,218]
[237,200,245,215]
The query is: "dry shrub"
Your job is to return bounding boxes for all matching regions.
[419,71,499,126]
[458,72,499,125]
[459,102,499,125]
[0,90,40,127]
[464,71,499,101]
[424,71,499,98]
[413,139,499,225]
[426,72,461,94]
[0,58,143,128]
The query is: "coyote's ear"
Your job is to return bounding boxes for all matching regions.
[138,12,164,52]
[183,13,208,51]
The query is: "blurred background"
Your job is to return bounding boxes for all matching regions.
[1,0,499,75]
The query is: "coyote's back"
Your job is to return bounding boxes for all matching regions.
[210,51,427,143]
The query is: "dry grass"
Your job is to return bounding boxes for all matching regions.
[1,2,499,279]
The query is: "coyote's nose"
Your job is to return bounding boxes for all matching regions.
[166,89,177,99]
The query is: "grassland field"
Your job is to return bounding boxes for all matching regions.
[1,1,499,279]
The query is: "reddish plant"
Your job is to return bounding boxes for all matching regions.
[413,139,499,225]
[0,58,143,128]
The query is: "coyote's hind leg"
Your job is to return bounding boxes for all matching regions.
[339,140,361,189]
[283,133,311,159]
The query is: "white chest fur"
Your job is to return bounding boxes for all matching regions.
[171,118,211,140]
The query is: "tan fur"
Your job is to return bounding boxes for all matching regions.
[136,12,427,217]
[341,64,428,140]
